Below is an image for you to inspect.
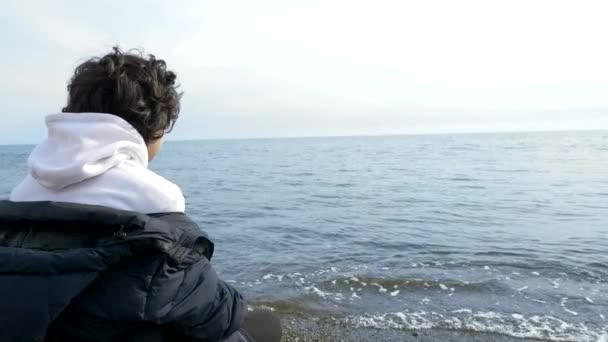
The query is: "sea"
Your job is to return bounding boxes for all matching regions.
[1,131,607,341]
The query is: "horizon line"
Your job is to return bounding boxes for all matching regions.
[1,127,606,147]
[168,127,607,143]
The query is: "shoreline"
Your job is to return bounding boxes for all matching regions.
[280,315,545,342]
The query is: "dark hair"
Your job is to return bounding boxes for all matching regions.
[63,47,182,144]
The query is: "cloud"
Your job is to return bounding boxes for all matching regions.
[1,0,607,143]
[173,0,608,83]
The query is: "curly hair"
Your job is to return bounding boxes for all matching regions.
[63,47,182,144]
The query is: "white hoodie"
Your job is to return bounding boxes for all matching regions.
[10,113,185,213]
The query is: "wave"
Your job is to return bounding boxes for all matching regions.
[345,310,607,342]
[250,299,607,342]
[240,262,607,299]
[315,275,510,295]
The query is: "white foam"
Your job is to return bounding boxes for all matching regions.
[559,297,578,316]
[390,290,400,296]
[585,297,594,304]
[371,282,388,293]
[252,304,276,312]
[451,309,473,314]
[305,286,328,299]
[531,271,540,276]
[439,284,449,291]
[261,273,284,281]
[345,309,606,342]
[517,286,528,291]
[475,311,502,319]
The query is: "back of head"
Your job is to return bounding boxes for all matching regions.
[63,47,182,144]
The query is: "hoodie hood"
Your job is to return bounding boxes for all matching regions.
[28,113,149,190]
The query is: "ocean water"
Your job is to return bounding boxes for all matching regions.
[1,131,607,341]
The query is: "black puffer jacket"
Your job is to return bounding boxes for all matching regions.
[0,201,247,342]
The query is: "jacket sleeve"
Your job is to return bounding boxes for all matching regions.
[161,256,247,341]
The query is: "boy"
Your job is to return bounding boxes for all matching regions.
[0,48,280,342]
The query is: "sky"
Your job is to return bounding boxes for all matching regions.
[1,0,607,144]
